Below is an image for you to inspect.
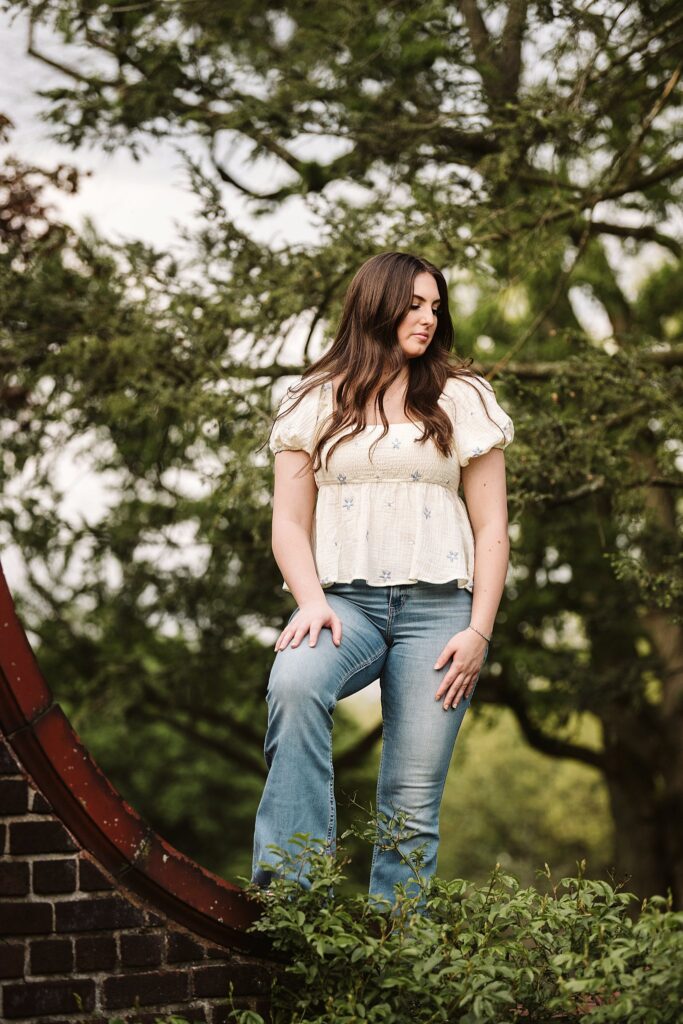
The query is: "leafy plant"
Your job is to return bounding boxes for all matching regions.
[224,808,683,1023]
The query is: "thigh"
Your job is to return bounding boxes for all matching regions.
[269,592,389,708]
[378,584,476,785]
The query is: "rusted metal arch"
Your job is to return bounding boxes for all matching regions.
[0,563,268,955]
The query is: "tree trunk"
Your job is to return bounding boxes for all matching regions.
[600,705,677,909]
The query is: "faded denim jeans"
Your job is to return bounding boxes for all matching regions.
[251,579,487,905]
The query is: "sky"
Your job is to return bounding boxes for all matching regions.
[1,14,203,251]
[0,10,336,253]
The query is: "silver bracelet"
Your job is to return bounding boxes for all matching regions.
[468,624,492,644]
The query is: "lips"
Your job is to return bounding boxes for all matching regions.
[414,333,429,340]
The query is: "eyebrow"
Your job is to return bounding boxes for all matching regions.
[413,293,441,304]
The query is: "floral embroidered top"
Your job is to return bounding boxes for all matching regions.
[269,374,514,594]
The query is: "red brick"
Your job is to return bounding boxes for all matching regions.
[0,778,29,813]
[206,943,232,958]
[3,978,95,1018]
[75,934,117,971]
[102,969,190,1010]
[31,789,53,813]
[55,894,146,932]
[0,900,53,935]
[0,942,24,978]
[33,857,77,894]
[79,856,114,891]
[9,819,78,854]
[120,931,164,967]
[167,929,206,963]
[193,962,271,997]
[0,740,21,774]
[0,859,30,896]
[29,937,74,974]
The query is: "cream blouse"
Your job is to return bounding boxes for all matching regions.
[269,374,514,594]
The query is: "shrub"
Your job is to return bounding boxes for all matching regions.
[231,809,683,1023]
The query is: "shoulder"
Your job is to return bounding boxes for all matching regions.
[269,376,324,456]
[441,372,514,442]
[441,373,496,408]
[274,376,329,423]
[278,372,321,403]
[443,373,515,466]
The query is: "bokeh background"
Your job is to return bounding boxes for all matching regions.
[1,0,681,905]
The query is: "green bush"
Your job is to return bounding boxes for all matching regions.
[132,809,683,1024]
[231,810,682,1024]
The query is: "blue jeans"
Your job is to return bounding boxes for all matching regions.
[251,579,486,905]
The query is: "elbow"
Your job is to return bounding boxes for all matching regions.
[472,518,509,542]
[272,515,311,550]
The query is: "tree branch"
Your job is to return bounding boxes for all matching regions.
[608,63,682,187]
[587,220,682,258]
[590,155,683,204]
[481,684,605,769]
[27,16,114,88]
[531,470,683,510]
[499,0,528,97]
[457,0,500,99]
[138,707,267,780]
[210,137,292,201]
[458,0,494,65]
[251,345,683,383]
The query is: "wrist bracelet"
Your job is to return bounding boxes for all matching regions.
[468,624,492,644]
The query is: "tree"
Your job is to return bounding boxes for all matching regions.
[1,0,682,901]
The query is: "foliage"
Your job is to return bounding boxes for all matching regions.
[436,709,612,889]
[232,810,683,1024]
[140,810,683,1024]
[2,0,683,904]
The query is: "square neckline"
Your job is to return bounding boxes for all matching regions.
[321,381,424,428]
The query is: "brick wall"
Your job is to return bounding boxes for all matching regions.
[0,564,281,1023]
[1,735,278,1023]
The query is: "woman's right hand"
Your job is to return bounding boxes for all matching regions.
[274,599,343,651]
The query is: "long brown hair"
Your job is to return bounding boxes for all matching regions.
[267,251,505,474]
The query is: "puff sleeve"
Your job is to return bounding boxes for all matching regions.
[268,378,321,457]
[448,374,515,467]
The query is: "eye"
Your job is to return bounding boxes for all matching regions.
[410,304,441,314]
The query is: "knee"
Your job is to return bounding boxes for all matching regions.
[381,784,441,832]
[267,658,327,715]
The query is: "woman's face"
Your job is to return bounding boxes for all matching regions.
[396,271,441,362]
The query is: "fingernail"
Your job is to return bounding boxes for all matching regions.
[433,664,439,670]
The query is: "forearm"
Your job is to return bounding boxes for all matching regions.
[272,519,326,607]
[470,524,510,638]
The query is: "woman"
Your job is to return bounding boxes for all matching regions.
[252,251,514,905]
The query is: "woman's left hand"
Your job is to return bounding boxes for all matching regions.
[433,629,488,710]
